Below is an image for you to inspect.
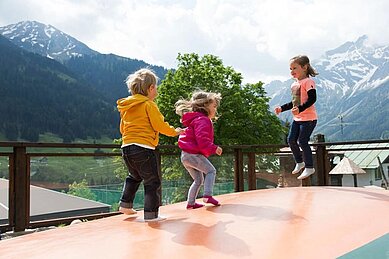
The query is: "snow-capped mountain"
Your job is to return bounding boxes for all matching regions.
[1,20,387,141]
[0,21,98,61]
[265,35,389,141]
[0,20,168,103]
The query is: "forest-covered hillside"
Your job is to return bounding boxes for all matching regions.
[64,54,168,102]
[0,35,120,142]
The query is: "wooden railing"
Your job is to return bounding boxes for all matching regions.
[1,136,388,233]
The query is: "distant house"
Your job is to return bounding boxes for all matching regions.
[327,143,389,188]
[0,179,110,225]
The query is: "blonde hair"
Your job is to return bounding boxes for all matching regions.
[175,90,222,117]
[125,68,158,96]
[290,55,318,77]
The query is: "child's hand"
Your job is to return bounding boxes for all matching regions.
[216,146,223,156]
[274,106,282,115]
[175,127,185,135]
[291,106,299,115]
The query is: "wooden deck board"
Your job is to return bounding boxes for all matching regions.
[1,187,389,259]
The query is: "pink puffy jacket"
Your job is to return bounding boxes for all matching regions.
[178,112,218,157]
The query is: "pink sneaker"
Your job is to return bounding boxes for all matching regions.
[186,202,205,209]
[203,196,220,206]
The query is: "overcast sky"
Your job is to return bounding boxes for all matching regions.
[1,0,388,84]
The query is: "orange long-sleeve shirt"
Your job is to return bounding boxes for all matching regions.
[117,94,177,148]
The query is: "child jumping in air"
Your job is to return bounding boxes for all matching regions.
[117,68,182,222]
[175,90,223,209]
[275,55,319,180]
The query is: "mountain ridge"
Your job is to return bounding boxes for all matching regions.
[0,21,171,142]
[0,21,98,61]
[0,34,119,142]
[0,21,169,102]
[1,21,388,142]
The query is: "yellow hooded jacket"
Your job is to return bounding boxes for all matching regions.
[117,94,176,148]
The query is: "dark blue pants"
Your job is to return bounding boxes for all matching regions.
[287,120,317,168]
[119,145,161,220]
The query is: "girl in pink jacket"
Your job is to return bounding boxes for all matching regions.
[175,91,223,209]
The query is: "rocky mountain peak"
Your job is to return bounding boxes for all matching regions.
[0,20,98,62]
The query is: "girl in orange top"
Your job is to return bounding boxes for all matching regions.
[275,55,318,180]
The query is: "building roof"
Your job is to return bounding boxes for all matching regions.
[328,143,389,169]
[329,157,366,175]
[0,179,110,224]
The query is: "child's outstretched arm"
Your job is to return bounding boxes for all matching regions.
[274,106,282,115]
[275,101,293,115]
[175,127,185,135]
[147,102,178,137]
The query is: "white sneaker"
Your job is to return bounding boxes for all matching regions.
[292,162,305,174]
[144,215,167,222]
[119,207,137,215]
[297,168,315,180]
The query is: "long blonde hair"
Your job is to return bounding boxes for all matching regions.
[175,90,222,117]
[125,68,158,96]
[290,55,318,77]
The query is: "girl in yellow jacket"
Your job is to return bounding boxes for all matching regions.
[117,68,182,222]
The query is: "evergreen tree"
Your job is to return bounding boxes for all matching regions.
[0,35,121,142]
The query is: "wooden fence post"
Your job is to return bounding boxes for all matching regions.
[13,146,29,232]
[314,134,330,186]
[234,148,244,192]
[248,152,256,190]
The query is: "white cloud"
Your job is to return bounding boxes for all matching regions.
[1,0,389,84]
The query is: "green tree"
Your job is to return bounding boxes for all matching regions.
[154,53,287,203]
[67,179,96,200]
[157,53,286,145]
[4,122,18,141]
[113,53,287,204]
